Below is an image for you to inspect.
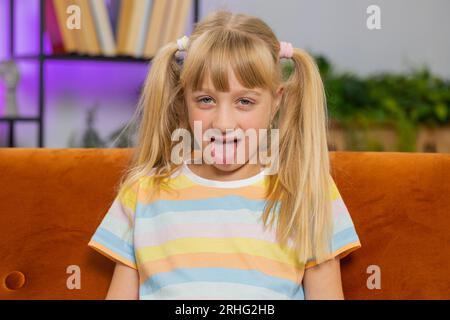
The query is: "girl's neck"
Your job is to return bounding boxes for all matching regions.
[185,160,265,182]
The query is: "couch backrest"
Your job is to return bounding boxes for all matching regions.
[0,148,449,299]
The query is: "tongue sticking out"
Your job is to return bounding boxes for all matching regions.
[211,141,236,164]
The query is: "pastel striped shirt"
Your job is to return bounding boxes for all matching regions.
[88,161,361,299]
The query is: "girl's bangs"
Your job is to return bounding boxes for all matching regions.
[182,32,277,94]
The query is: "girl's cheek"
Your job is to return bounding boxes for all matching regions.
[241,117,269,132]
[188,112,209,130]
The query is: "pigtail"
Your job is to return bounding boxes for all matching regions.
[115,41,186,202]
[263,47,334,267]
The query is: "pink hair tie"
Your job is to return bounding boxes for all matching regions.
[279,41,294,59]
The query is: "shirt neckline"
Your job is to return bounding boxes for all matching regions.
[181,160,267,188]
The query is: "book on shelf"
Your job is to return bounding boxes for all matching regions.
[46,0,193,59]
[45,0,65,54]
[53,0,88,54]
[70,0,88,53]
[134,0,153,57]
[160,0,178,51]
[52,0,77,53]
[77,0,102,55]
[161,0,192,49]
[169,0,192,46]
[122,0,153,57]
[143,0,167,58]
[106,0,121,40]
[90,0,116,56]
[116,0,134,56]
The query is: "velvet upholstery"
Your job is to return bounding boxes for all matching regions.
[0,148,449,299]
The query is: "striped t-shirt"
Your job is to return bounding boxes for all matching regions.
[88,161,361,299]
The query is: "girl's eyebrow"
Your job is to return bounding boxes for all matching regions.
[238,89,261,96]
[194,88,262,96]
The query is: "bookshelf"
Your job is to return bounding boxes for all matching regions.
[2,0,200,147]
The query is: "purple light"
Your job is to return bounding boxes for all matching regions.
[0,0,9,118]
[1,0,152,147]
[0,0,8,59]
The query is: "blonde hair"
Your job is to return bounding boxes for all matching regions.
[114,10,333,267]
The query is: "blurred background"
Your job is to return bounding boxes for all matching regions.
[0,0,449,152]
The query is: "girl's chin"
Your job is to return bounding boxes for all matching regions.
[211,162,244,171]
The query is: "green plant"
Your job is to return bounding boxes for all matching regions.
[312,55,450,151]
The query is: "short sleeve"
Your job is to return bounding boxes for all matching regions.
[305,176,362,269]
[88,186,138,269]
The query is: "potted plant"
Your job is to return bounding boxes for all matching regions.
[311,55,450,152]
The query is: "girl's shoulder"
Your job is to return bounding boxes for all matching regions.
[138,165,184,184]
[135,165,186,198]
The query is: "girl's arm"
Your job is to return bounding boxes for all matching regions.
[302,257,345,300]
[105,262,139,300]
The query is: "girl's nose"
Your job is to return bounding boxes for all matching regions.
[212,105,238,132]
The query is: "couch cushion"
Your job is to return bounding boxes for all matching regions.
[0,148,448,299]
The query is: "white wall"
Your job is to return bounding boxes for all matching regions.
[199,0,450,78]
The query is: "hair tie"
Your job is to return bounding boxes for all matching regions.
[279,41,294,59]
[177,35,189,51]
[175,35,189,61]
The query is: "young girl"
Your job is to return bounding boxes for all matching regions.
[88,10,361,300]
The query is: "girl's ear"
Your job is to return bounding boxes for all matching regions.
[273,85,284,115]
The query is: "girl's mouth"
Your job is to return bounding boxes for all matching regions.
[211,136,239,144]
[210,137,241,164]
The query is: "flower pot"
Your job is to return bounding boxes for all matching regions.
[417,125,450,153]
[328,120,398,151]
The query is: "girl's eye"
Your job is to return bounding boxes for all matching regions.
[198,97,214,105]
[238,99,254,107]
[196,97,255,107]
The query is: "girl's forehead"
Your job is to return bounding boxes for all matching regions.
[192,87,263,97]
[189,73,265,95]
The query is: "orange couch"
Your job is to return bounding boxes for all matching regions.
[0,148,449,299]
